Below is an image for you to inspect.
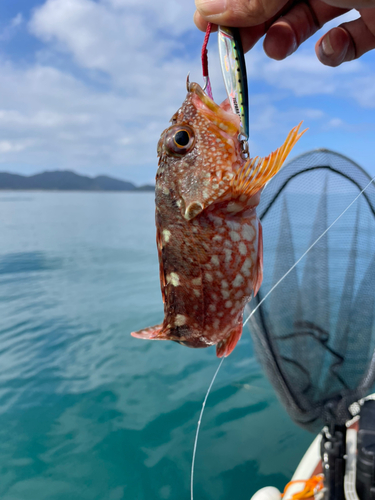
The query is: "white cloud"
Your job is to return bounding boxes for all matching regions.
[0,0,372,183]
[0,139,34,154]
[0,13,23,41]
[347,76,375,108]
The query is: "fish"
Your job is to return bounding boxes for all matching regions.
[131,80,306,357]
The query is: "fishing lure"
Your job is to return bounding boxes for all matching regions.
[218,26,249,150]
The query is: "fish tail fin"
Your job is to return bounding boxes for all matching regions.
[131,324,168,340]
[253,220,263,297]
[232,122,307,198]
[216,323,243,358]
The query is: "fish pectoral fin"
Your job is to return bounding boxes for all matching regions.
[216,323,243,358]
[131,324,168,340]
[232,122,307,198]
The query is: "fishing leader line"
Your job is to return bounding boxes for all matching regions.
[190,173,375,500]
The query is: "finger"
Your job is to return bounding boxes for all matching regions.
[321,0,375,7]
[316,15,375,66]
[193,9,278,53]
[194,0,291,27]
[194,10,218,31]
[240,24,269,52]
[263,0,348,60]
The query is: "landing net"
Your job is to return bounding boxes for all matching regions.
[247,149,375,431]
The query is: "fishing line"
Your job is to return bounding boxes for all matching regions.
[243,173,375,327]
[190,356,224,500]
[190,173,375,500]
[201,22,213,99]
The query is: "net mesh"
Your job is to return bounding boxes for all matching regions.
[246,149,375,432]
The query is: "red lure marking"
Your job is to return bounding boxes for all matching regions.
[201,22,213,99]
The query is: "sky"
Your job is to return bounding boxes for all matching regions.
[0,1,374,185]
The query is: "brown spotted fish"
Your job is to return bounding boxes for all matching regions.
[131,81,306,357]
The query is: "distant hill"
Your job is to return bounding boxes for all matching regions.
[0,171,155,191]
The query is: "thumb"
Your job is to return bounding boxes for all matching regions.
[194,0,291,26]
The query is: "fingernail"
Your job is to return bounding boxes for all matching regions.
[321,34,334,56]
[195,0,227,16]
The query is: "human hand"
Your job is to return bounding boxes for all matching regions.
[194,0,375,66]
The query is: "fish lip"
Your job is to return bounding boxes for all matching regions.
[188,82,241,134]
[188,82,222,114]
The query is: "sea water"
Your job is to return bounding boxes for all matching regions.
[0,192,312,500]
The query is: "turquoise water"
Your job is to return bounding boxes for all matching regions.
[0,192,312,500]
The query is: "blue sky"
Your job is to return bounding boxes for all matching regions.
[0,0,374,185]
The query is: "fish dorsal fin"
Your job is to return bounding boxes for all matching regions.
[232,123,307,198]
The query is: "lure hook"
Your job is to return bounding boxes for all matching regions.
[186,73,191,92]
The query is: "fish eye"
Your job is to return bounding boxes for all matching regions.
[174,130,190,147]
[165,125,195,156]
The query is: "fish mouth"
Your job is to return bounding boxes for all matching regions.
[188,82,241,137]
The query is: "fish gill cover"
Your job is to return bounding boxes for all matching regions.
[246,149,375,432]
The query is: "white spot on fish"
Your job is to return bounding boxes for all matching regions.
[233,274,244,287]
[163,187,170,195]
[213,319,220,329]
[211,255,220,266]
[223,172,234,180]
[229,231,240,242]
[224,248,232,263]
[225,300,233,308]
[227,202,243,213]
[235,289,244,299]
[218,312,224,318]
[222,290,230,299]
[167,273,180,286]
[163,229,171,243]
[227,220,241,230]
[243,224,255,241]
[175,314,186,326]
[192,277,202,286]
[221,280,228,288]
[193,289,200,297]
[241,258,253,277]
[239,242,247,255]
[212,235,222,242]
[205,273,213,282]
[209,304,216,312]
